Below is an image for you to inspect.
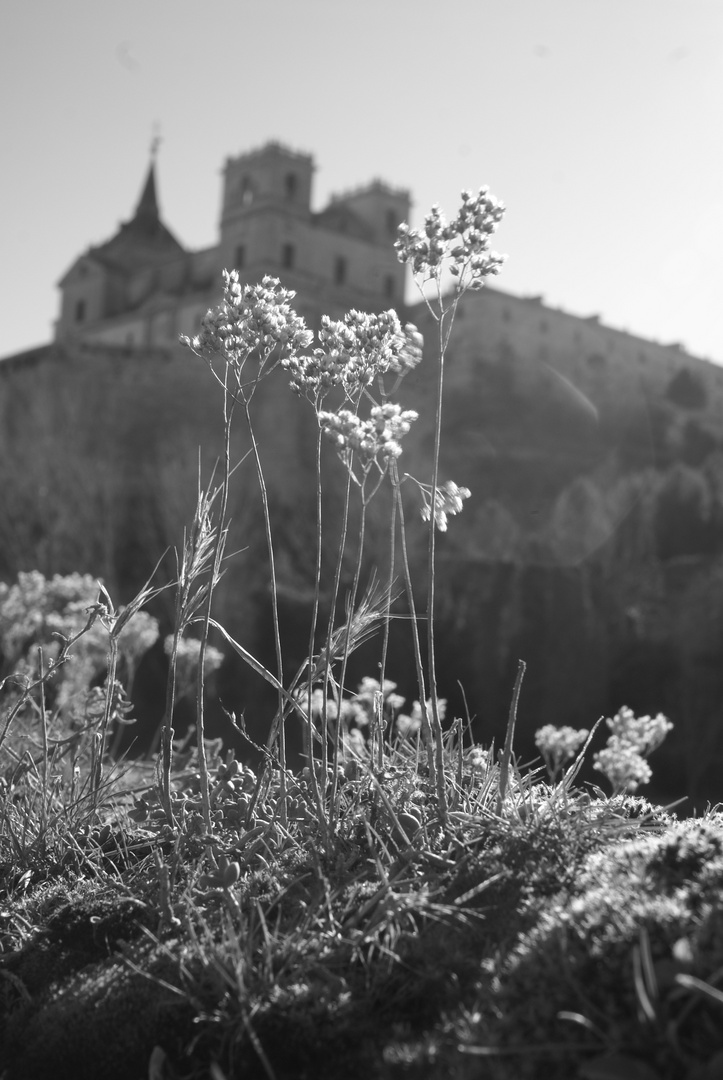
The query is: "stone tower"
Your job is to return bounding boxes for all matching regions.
[218,141,409,326]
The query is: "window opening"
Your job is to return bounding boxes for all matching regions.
[240,176,254,206]
[334,256,347,285]
[282,243,295,269]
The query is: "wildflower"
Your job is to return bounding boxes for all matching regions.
[355,676,387,698]
[604,705,672,756]
[395,712,419,738]
[385,692,406,714]
[398,204,449,275]
[294,688,368,728]
[418,480,471,531]
[592,706,673,795]
[296,686,334,721]
[116,610,160,669]
[165,635,224,704]
[593,738,652,795]
[318,403,418,475]
[535,724,589,779]
[345,726,367,759]
[388,324,424,377]
[395,188,506,290]
[351,678,406,728]
[0,571,101,661]
[467,747,489,770]
[182,271,312,375]
[395,697,447,738]
[283,312,423,399]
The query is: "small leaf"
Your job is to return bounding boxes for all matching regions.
[579,1053,662,1080]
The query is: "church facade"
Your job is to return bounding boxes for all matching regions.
[55,141,409,350]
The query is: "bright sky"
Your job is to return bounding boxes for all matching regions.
[2,0,722,362]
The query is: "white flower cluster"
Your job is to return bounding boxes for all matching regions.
[0,572,161,711]
[604,705,673,756]
[116,610,160,668]
[182,272,312,371]
[395,188,506,290]
[295,678,406,758]
[0,570,100,661]
[353,676,406,717]
[165,635,224,704]
[283,311,423,400]
[593,705,673,794]
[419,480,471,532]
[466,747,490,770]
[389,323,424,376]
[396,696,447,738]
[593,741,653,794]
[318,403,418,472]
[294,687,367,728]
[535,724,589,777]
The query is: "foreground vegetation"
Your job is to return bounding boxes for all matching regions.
[2,189,723,1080]
[3,725,723,1080]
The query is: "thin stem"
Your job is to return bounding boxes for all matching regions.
[159,618,182,824]
[320,458,354,786]
[305,423,324,762]
[391,462,436,792]
[303,420,328,838]
[196,372,235,834]
[244,401,287,822]
[37,648,48,840]
[92,635,118,811]
[377,477,397,765]
[425,306,449,821]
[496,659,526,816]
[330,491,368,822]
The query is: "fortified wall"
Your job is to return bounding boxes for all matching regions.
[6,137,721,458]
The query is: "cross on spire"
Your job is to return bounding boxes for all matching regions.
[150,123,162,162]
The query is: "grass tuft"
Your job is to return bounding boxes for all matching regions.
[1,191,719,1080]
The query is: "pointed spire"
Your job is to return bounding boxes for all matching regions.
[134,163,160,226]
[83,131,184,270]
[133,126,163,226]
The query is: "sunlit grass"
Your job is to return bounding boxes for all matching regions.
[1,190,721,1080]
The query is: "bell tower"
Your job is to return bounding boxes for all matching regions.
[221,141,314,223]
[218,142,314,279]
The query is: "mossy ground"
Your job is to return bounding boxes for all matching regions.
[1,750,722,1080]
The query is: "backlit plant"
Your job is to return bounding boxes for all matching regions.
[3,184,716,1080]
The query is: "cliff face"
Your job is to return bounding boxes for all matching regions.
[2,331,723,811]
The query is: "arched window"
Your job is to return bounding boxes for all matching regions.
[284,173,298,201]
[235,244,246,269]
[239,176,254,206]
[386,209,397,237]
[75,299,86,323]
[383,274,394,298]
[282,243,295,270]
[334,256,347,285]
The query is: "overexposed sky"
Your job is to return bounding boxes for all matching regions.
[2,0,722,361]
